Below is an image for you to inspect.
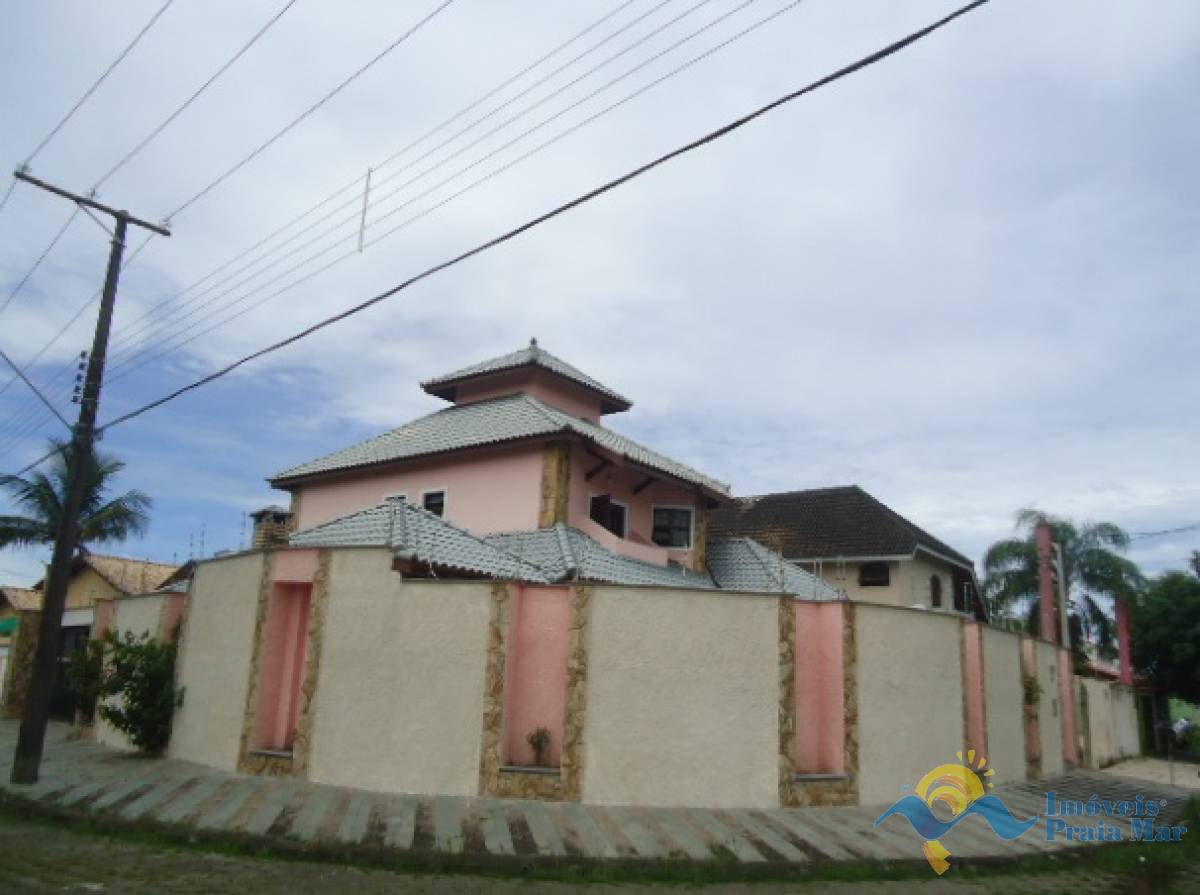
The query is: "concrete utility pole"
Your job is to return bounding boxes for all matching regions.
[9,169,169,785]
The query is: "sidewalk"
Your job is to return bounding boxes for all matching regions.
[0,720,1193,868]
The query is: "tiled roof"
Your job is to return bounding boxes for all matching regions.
[0,586,41,611]
[707,538,843,601]
[487,526,717,590]
[289,500,551,582]
[81,554,179,595]
[709,485,974,570]
[289,501,839,599]
[422,339,632,412]
[271,393,729,495]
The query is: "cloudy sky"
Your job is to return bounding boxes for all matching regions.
[0,0,1196,587]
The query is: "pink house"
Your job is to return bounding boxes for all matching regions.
[272,339,734,573]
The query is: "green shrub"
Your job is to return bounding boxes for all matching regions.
[64,638,105,726]
[96,630,184,755]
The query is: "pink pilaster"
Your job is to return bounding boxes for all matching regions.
[962,621,988,760]
[504,585,571,766]
[1036,522,1058,643]
[793,602,845,774]
[1058,646,1079,767]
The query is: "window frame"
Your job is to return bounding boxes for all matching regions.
[588,492,628,539]
[383,491,409,503]
[421,488,448,517]
[857,561,891,587]
[930,574,942,608]
[651,504,695,551]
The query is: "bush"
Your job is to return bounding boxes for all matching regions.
[64,638,105,726]
[96,630,184,755]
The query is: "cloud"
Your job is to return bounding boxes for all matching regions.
[2,0,1198,583]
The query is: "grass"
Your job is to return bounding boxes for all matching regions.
[0,789,1194,889]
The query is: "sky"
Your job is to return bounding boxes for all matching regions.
[0,0,1197,588]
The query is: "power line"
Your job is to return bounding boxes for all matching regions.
[21,0,177,167]
[0,207,80,316]
[107,0,709,361]
[0,346,71,430]
[1132,523,1200,540]
[104,0,779,383]
[95,0,993,437]
[104,0,659,351]
[163,0,458,222]
[91,0,301,192]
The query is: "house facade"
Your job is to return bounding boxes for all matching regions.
[271,339,730,573]
[710,485,986,619]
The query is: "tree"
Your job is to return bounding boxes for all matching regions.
[0,438,151,553]
[1133,567,1200,704]
[982,509,1144,663]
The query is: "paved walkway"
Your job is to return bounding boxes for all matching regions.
[0,721,1193,868]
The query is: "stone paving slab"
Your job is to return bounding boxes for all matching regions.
[1,720,1194,869]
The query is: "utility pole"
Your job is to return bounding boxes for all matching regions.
[9,169,169,785]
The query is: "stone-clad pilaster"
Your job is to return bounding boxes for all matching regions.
[1,610,41,720]
[537,441,572,527]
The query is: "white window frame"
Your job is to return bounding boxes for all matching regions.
[588,492,628,538]
[651,504,694,550]
[421,487,448,517]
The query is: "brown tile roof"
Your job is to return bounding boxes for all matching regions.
[0,586,41,611]
[708,485,974,570]
[81,554,178,595]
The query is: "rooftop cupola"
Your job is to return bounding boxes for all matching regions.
[420,338,632,421]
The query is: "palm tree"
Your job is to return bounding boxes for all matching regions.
[0,439,151,553]
[983,509,1144,666]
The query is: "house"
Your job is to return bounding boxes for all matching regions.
[271,339,738,577]
[147,341,1136,809]
[0,586,40,696]
[710,485,987,620]
[3,554,179,721]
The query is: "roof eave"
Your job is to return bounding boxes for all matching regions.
[419,363,633,412]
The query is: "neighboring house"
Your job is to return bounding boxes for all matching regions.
[0,586,40,694]
[271,339,746,578]
[710,485,986,620]
[22,554,179,721]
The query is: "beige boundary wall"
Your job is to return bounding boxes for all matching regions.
[1076,677,1140,769]
[855,604,965,806]
[96,593,171,751]
[169,552,265,771]
[1034,640,1065,778]
[980,625,1025,785]
[169,550,1113,807]
[307,549,491,796]
[581,585,779,808]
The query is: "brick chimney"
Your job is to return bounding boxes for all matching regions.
[250,506,294,549]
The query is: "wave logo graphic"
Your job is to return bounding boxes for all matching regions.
[873,751,1037,874]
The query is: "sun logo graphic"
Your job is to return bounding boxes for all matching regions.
[873,750,1038,874]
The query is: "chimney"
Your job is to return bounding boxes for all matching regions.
[250,506,294,549]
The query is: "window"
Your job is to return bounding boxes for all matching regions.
[384,492,408,502]
[858,562,890,587]
[588,494,627,538]
[422,490,446,517]
[652,507,693,549]
[930,575,942,608]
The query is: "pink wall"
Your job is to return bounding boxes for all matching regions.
[962,621,988,760]
[159,594,188,641]
[253,582,312,752]
[1057,646,1078,767]
[793,602,845,774]
[567,446,702,569]
[455,370,605,422]
[504,585,570,766]
[274,549,319,583]
[294,443,545,534]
